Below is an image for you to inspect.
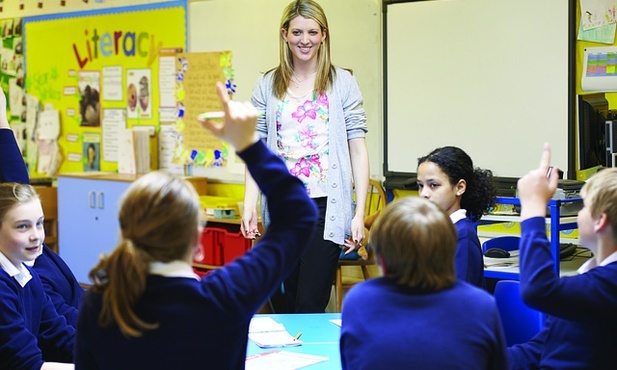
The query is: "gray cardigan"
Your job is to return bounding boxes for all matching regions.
[251,67,367,245]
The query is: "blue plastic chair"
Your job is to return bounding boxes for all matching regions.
[493,280,545,346]
[482,235,520,254]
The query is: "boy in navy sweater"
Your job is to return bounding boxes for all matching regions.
[341,196,507,369]
[509,143,617,369]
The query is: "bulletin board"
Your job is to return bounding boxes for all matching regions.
[23,1,187,174]
[383,0,575,182]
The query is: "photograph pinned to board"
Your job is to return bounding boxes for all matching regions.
[127,69,151,119]
[582,46,617,92]
[78,71,101,127]
[82,132,101,172]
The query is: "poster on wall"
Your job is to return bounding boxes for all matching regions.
[582,46,617,91]
[78,70,101,127]
[173,50,234,168]
[82,132,101,171]
[24,2,187,174]
[126,68,151,119]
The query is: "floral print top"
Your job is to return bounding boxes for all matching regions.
[276,89,330,198]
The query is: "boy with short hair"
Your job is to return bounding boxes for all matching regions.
[509,143,617,369]
[340,196,507,369]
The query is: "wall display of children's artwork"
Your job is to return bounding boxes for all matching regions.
[23,1,187,174]
[173,50,234,168]
[0,17,27,148]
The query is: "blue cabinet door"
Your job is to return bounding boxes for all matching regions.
[58,177,131,284]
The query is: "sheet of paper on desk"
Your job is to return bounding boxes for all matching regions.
[246,350,329,370]
[248,331,303,348]
[249,317,286,332]
[249,317,302,348]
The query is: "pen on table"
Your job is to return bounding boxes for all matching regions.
[198,111,264,120]
[293,331,302,341]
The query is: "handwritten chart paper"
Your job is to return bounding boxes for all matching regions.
[175,51,233,167]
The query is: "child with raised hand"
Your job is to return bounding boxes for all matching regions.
[508,144,617,369]
[74,82,318,370]
[0,182,75,370]
[0,86,84,327]
[340,196,507,369]
[417,146,495,288]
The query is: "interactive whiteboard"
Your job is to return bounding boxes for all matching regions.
[384,0,574,181]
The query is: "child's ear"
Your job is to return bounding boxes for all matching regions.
[455,179,467,197]
[377,254,387,275]
[595,212,609,233]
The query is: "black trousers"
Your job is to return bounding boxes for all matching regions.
[283,197,341,313]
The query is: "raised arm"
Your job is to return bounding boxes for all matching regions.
[0,86,30,184]
[198,82,318,315]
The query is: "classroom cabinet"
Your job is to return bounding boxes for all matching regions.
[57,173,208,285]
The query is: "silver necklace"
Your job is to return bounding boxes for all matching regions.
[291,72,317,88]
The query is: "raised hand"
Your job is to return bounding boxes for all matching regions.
[517,142,559,220]
[198,82,259,152]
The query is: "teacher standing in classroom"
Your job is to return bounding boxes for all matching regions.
[241,0,369,313]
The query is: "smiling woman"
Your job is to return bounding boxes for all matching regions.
[243,0,370,314]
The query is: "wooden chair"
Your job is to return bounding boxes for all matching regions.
[334,178,387,312]
[34,185,59,253]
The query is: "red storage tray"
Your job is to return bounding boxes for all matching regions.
[220,227,252,264]
[194,227,223,266]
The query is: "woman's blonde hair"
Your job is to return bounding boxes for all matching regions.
[271,0,335,99]
[370,196,457,291]
[88,171,202,338]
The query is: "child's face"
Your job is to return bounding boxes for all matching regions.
[577,197,597,251]
[0,199,45,266]
[417,161,462,216]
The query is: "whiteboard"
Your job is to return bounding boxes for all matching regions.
[384,0,574,180]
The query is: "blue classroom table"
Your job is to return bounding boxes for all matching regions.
[247,313,342,369]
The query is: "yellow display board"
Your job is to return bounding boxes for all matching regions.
[23,2,186,174]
